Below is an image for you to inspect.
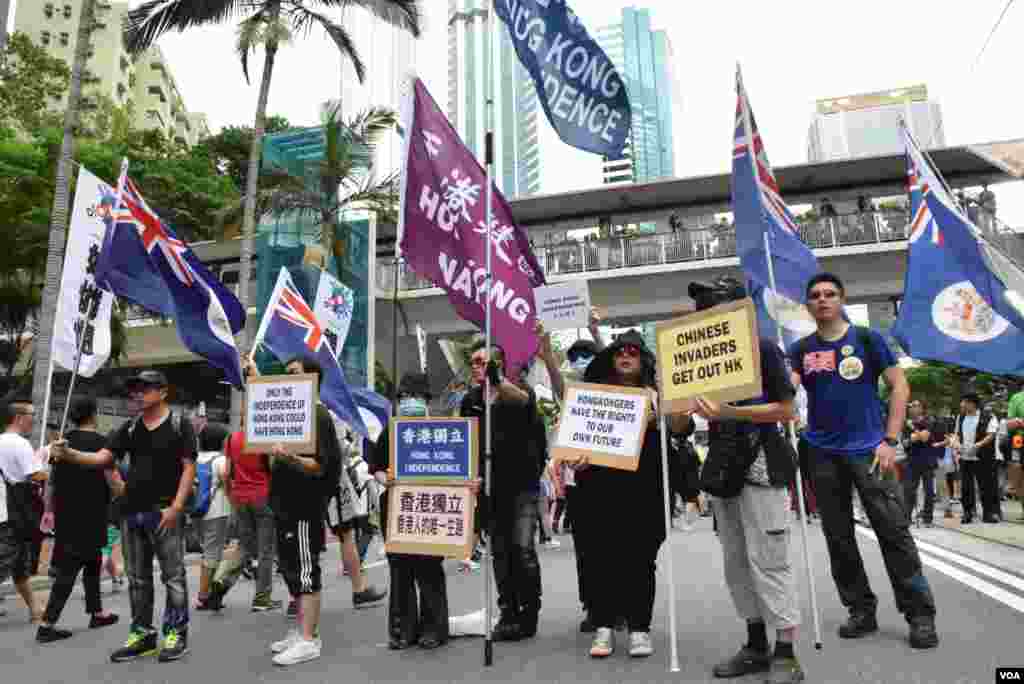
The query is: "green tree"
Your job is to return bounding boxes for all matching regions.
[889,360,1021,415]
[0,32,71,136]
[125,0,422,350]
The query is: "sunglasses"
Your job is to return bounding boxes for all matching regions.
[808,289,841,301]
[615,344,641,358]
[567,352,594,363]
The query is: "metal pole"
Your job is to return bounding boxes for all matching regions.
[391,256,401,406]
[483,6,496,668]
[658,415,681,672]
[38,363,54,449]
[739,65,823,650]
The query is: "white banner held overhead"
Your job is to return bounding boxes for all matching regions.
[53,167,115,377]
[313,269,355,358]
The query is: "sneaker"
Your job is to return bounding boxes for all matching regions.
[110,629,159,662]
[543,539,561,549]
[353,586,387,609]
[589,627,614,658]
[908,615,939,649]
[712,645,771,677]
[251,597,283,613]
[272,637,322,666]
[766,655,806,683]
[157,627,188,662]
[88,613,119,629]
[271,628,301,654]
[36,625,73,643]
[286,599,298,618]
[838,611,878,639]
[628,631,653,658]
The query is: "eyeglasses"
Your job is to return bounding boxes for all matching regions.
[615,344,641,358]
[808,290,840,301]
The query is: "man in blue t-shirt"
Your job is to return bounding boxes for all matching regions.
[788,273,938,650]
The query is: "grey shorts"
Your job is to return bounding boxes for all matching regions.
[200,516,230,569]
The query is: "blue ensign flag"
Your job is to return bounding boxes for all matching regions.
[732,67,818,305]
[494,0,631,158]
[253,268,370,438]
[750,282,818,350]
[902,124,1024,335]
[95,177,246,387]
[891,153,1024,375]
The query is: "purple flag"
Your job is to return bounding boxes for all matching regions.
[399,78,545,375]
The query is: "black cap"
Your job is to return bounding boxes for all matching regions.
[125,370,168,390]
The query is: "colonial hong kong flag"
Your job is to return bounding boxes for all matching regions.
[892,151,1024,375]
[732,65,818,307]
[398,76,545,375]
[95,169,246,387]
[253,268,369,438]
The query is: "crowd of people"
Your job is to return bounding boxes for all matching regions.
[6,270,1024,682]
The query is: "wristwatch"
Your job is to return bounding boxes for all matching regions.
[883,437,900,448]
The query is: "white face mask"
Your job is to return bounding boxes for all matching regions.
[398,397,428,417]
[570,356,593,374]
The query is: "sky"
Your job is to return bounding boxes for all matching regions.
[9,1,1023,221]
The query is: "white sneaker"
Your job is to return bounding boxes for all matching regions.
[589,627,614,658]
[272,637,321,666]
[270,628,301,654]
[629,631,653,657]
[544,539,561,549]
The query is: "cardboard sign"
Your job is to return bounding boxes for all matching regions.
[655,298,762,413]
[389,417,478,483]
[535,280,591,331]
[385,483,476,559]
[244,374,318,454]
[550,382,652,471]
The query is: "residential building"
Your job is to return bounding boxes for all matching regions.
[447,0,542,198]
[13,0,208,146]
[593,7,678,187]
[0,0,12,48]
[807,84,945,162]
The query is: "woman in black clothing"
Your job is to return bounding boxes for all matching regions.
[576,330,693,659]
[36,397,119,643]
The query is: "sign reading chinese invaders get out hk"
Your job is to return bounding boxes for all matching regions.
[389,417,478,483]
[551,383,652,472]
[655,298,763,413]
[244,374,318,455]
[385,483,476,559]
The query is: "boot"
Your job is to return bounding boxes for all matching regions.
[518,604,540,639]
[908,615,939,649]
[492,606,522,642]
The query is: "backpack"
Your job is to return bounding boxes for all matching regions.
[190,456,218,518]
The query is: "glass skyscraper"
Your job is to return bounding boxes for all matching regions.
[593,7,678,186]
[447,0,542,198]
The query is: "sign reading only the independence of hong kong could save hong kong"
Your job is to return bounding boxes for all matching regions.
[389,417,478,483]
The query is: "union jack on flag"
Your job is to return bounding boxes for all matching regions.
[734,75,800,236]
[906,154,943,246]
[117,177,194,286]
[276,282,325,353]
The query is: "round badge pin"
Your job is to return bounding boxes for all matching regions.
[839,356,864,381]
[841,345,854,357]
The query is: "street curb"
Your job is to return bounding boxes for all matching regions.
[933,522,1024,552]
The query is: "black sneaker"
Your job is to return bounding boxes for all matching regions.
[157,627,188,662]
[251,597,283,613]
[712,645,771,678]
[353,586,387,609]
[838,611,878,639]
[110,629,159,662]
[36,625,73,643]
[908,615,939,649]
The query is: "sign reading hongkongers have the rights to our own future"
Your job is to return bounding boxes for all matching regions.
[385,483,477,559]
[244,374,318,454]
[655,298,763,413]
[389,417,478,483]
[551,383,652,472]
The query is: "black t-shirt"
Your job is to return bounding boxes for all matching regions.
[906,416,945,468]
[106,412,197,514]
[460,384,540,498]
[54,430,110,549]
[270,404,341,521]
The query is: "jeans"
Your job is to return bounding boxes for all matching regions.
[216,501,276,602]
[489,491,542,617]
[42,543,102,624]
[903,466,936,523]
[811,450,936,619]
[121,512,188,633]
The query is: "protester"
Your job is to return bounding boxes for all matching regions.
[577,330,692,659]
[460,342,543,641]
[0,396,46,623]
[902,400,946,527]
[50,370,196,662]
[1007,383,1024,518]
[682,278,803,683]
[789,273,938,649]
[194,425,231,611]
[951,392,1000,524]
[266,356,342,666]
[35,397,119,642]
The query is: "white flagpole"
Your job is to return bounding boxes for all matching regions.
[38,364,55,449]
[658,414,681,672]
[738,65,823,651]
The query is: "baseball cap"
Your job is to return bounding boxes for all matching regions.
[125,370,169,390]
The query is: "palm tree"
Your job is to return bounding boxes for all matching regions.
[124,0,421,351]
[29,0,97,444]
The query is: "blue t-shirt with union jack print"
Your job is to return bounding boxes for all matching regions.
[788,326,897,457]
